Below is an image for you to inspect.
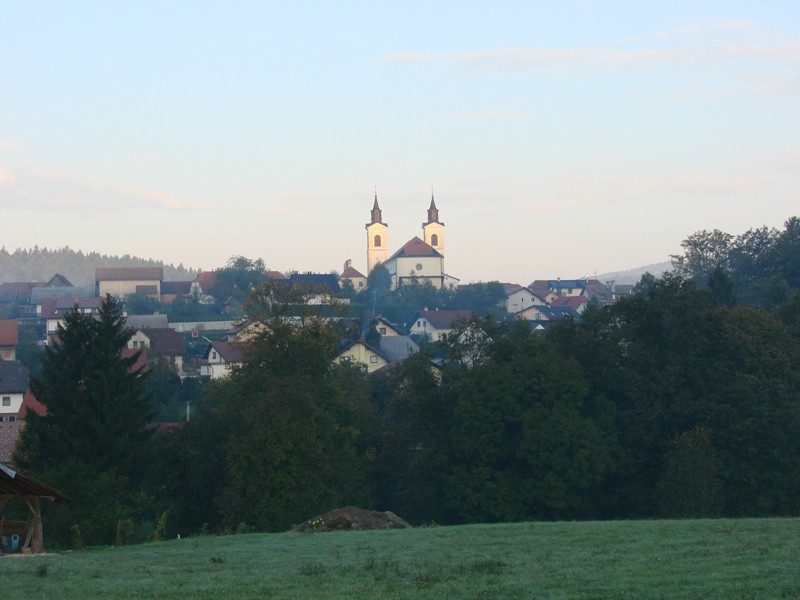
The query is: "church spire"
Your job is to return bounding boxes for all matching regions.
[424,187,441,225]
[369,187,385,225]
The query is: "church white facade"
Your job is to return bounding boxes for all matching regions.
[365,193,459,291]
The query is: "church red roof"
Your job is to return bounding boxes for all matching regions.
[389,237,443,260]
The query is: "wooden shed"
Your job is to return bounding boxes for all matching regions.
[0,463,69,554]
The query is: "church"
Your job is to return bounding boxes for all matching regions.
[364,193,459,291]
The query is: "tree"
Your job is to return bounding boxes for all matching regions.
[186,291,377,532]
[14,295,155,545]
[214,255,267,301]
[671,229,733,284]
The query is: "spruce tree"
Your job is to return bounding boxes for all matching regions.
[14,295,155,545]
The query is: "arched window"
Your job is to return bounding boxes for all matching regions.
[374,235,382,248]
[430,234,439,246]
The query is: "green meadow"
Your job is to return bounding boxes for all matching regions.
[2,518,799,599]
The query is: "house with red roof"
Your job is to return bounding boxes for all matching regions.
[339,260,367,292]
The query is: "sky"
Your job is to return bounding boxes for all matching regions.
[1,1,799,284]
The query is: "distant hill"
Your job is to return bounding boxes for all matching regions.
[595,261,672,286]
[0,246,200,288]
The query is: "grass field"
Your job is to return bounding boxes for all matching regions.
[2,518,800,599]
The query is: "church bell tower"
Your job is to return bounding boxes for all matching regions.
[366,190,388,273]
[422,191,444,255]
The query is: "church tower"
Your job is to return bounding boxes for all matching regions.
[422,191,444,255]
[366,191,388,273]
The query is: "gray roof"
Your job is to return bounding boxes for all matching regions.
[0,360,29,393]
[379,336,419,362]
[125,314,169,329]
[31,287,96,304]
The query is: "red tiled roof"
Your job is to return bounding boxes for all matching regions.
[341,266,366,279]
[389,237,442,259]
[19,391,46,418]
[552,296,589,309]
[0,320,18,346]
[194,271,217,291]
[121,348,150,373]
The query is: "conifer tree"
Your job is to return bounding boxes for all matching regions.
[14,295,155,545]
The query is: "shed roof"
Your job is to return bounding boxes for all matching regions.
[0,463,69,502]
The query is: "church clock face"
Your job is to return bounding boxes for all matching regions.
[416,263,423,272]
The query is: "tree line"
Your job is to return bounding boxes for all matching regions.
[12,217,800,546]
[0,246,198,288]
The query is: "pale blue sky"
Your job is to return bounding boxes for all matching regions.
[2,1,799,283]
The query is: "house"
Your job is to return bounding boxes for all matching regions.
[0,391,46,464]
[200,341,245,379]
[551,295,590,314]
[517,304,580,323]
[160,281,193,305]
[516,304,551,322]
[336,340,390,374]
[0,320,18,361]
[30,285,96,306]
[0,361,33,462]
[527,281,560,305]
[374,316,403,337]
[339,260,367,292]
[501,283,544,314]
[407,309,474,342]
[0,282,44,318]
[377,335,419,362]
[127,328,187,375]
[289,273,342,294]
[226,319,269,343]
[96,267,164,302]
[39,297,101,341]
[190,271,217,304]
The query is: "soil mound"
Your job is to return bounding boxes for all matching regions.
[294,506,411,532]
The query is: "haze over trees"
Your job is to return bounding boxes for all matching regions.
[0,246,197,287]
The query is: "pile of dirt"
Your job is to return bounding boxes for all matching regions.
[294,506,412,532]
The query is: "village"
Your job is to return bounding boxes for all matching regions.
[0,197,637,468]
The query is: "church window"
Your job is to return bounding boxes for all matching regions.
[374,235,382,248]
[431,234,438,246]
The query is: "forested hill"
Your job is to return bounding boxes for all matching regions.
[0,246,200,287]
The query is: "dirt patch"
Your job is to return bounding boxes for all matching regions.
[294,506,411,532]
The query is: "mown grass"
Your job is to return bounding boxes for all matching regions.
[2,518,800,599]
